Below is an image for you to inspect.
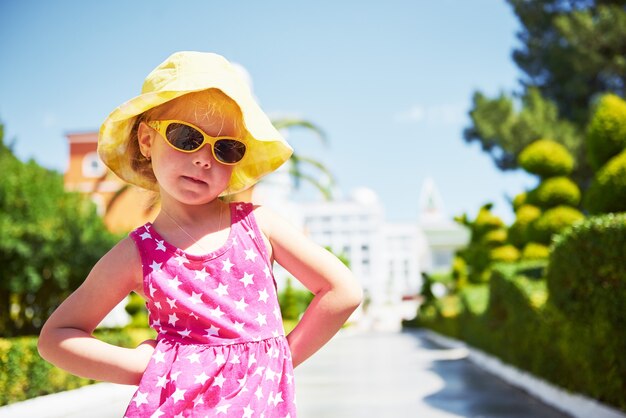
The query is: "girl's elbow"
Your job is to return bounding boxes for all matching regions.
[343,281,363,310]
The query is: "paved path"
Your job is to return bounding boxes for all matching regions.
[294,329,569,418]
[1,329,571,418]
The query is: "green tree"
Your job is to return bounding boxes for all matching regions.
[464,1,626,189]
[0,124,117,336]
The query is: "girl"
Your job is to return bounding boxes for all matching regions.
[38,51,362,418]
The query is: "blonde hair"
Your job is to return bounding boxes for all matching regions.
[126,88,246,190]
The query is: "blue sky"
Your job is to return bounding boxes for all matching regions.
[0,1,535,223]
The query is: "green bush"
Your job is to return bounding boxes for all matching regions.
[482,228,507,245]
[521,242,550,260]
[278,277,313,320]
[474,206,505,238]
[518,139,575,178]
[585,149,626,214]
[586,94,626,171]
[512,192,527,212]
[547,213,626,325]
[528,177,581,209]
[508,204,541,248]
[0,327,155,406]
[528,206,585,244]
[490,245,520,262]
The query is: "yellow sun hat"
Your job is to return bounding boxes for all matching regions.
[98,51,293,196]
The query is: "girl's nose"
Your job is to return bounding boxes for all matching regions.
[192,147,214,168]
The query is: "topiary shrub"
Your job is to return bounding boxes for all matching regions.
[528,177,581,209]
[512,192,527,212]
[473,206,505,238]
[508,204,541,248]
[547,213,626,326]
[528,206,584,244]
[482,228,507,245]
[518,139,575,179]
[585,149,626,214]
[586,93,626,172]
[521,242,550,260]
[490,245,520,263]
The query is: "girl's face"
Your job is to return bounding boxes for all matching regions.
[138,92,243,206]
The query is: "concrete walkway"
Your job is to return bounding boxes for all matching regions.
[1,329,571,418]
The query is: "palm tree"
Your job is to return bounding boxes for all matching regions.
[271,117,335,201]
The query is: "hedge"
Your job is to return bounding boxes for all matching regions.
[411,260,626,411]
[0,327,155,406]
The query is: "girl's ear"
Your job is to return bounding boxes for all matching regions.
[137,121,154,158]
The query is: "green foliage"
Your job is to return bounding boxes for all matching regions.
[518,139,575,179]
[585,149,626,214]
[125,293,149,328]
[0,128,118,336]
[508,204,541,248]
[508,1,626,125]
[464,88,582,175]
[586,94,626,171]
[490,245,520,263]
[547,213,626,325]
[278,278,313,321]
[482,229,507,245]
[528,206,585,245]
[527,176,581,209]
[0,328,154,406]
[511,192,527,212]
[521,242,550,261]
[415,257,626,410]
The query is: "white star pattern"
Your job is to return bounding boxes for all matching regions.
[155,239,166,252]
[212,372,226,387]
[205,325,220,337]
[172,388,186,403]
[210,306,225,318]
[216,403,231,414]
[243,405,254,418]
[258,288,269,303]
[153,350,166,364]
[167,275,182,290]
[156,375,168,388]
[215,283,229,297]
[239,272,254,287]
[255,313,267,326]
[222,258,234,272]
[194,372,210,385]
[133,391,148,406]
[194,268,209,282]
[188,292,203,305]
[166,297,177,309]
[150,260,162,272]
[234,297,249,311]
[174,253,189,266]
[244,248,258,262]
[127,203,296,416]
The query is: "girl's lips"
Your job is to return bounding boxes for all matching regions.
[182,175,207,185]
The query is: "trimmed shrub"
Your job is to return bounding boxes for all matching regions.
[518,139,575,179]
[528,206,585,244]
[585,149,626,214]
[474,206,505,238]
[482,228,507,245]
[586,94,626,171]
[490,245,520,263]
[512,192,527,212]
[509,204,542,248]
[528,177,581,209]
[521,242,550,260]
[547,213,626,325]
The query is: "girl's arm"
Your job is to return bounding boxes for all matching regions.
[255,206,363,368]
[37,237,154,385]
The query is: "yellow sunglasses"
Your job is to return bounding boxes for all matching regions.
[147,120,246,165]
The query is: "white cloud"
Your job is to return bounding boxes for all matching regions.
[395,103,467,126]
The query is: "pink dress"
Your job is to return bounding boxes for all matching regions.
[124,202,297,418]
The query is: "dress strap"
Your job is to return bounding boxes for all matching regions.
[231,202,272,267]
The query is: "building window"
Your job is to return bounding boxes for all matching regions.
[82,152,107,178]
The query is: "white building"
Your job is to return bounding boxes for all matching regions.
[253,172,469,307]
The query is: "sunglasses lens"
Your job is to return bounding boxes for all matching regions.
[165,123,204,151]
[214,140,246,164]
